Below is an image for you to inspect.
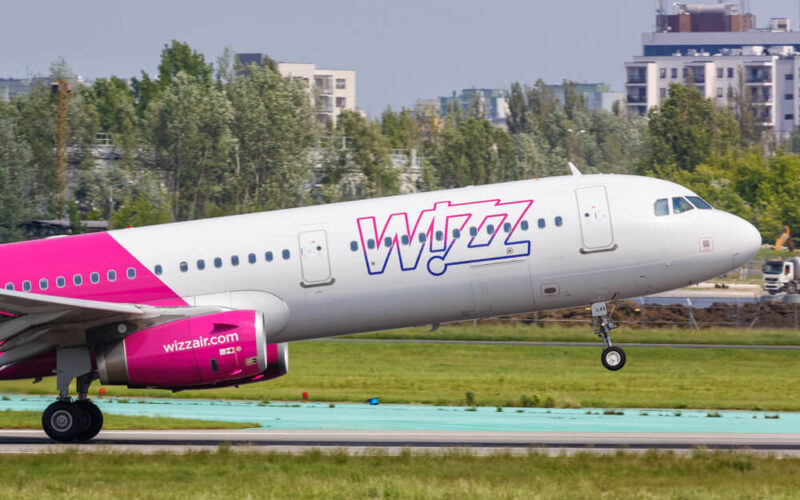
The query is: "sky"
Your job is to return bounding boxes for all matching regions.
[2,0,800,116]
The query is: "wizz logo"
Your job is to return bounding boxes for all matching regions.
[357,199,532,276]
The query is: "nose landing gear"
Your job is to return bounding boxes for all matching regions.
[592,302,626,371]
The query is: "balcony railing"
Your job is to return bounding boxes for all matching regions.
[626,75,647,84]
[746,75,772,83]
[626,95,647,103]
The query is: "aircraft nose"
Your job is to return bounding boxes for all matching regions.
[731,218,762,268]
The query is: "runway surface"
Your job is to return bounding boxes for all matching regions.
[324,338,800,350]
[3,429,800,455]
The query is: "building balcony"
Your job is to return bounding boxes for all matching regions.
[746,75,772,84]
[626,76,647,84]
[626,95,648,104]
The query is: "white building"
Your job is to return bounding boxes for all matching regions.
[625,3,800,138]
[236,54,356,126]
[276,63,356,126]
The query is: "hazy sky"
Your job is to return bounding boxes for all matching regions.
[2,1,800,115]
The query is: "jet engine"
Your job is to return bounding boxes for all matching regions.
[96,310,288,389]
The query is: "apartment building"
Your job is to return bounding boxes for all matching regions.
[276,62,356,126]
[440,88,509,127]
[625,3,800,138]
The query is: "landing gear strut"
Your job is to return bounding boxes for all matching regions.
[41,347,104,442]
[591,302,626,371]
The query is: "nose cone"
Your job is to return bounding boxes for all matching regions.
[731,218,762,267]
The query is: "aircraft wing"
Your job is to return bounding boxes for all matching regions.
[0,289,226,368]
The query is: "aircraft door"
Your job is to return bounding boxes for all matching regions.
[575,186,616,253]
[298,230,334,286]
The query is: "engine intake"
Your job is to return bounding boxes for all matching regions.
[96,310,288,389]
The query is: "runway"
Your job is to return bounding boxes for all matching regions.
[3,429,800,455]
[325,338,800,350]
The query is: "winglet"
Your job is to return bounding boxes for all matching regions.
[568,162,582,176]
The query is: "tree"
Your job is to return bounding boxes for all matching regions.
[0,110,39,242]
[335,111,398,198]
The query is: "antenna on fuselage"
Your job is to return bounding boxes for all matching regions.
[568,162,582,176]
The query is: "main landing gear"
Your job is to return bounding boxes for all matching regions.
[42,348,104,442]
[591,302,626,371]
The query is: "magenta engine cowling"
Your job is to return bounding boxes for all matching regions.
[95,310,288,389]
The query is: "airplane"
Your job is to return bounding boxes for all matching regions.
[0,168,761,442]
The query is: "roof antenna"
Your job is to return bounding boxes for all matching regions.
[568,162,582,176]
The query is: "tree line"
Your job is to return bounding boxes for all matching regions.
[0,41,795,243]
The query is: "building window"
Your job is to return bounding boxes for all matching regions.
[786,94,794,100]
[785,114,794,120]
[659,68,666,79]
[728,68,734,78]
[671,68,678,78]
[659,87,667,98]
[336,97,346,108]
[717,88,723,98]
[717,68,723,78]
[336,78,346,89]
[682,67,688,78]
[787,74,794,80]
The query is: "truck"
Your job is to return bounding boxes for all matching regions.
[763,257,800,295]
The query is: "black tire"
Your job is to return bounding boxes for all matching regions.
[42,401,83,442]
[73,400,103,441]
[601,346,626,371]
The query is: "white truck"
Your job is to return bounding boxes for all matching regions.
[763,257,800,295]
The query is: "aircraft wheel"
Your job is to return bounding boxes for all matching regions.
[601,346,626,371]
[73,400,103,441]
[42,401,83,442]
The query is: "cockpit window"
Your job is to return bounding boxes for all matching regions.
[686,196,713,209]
[654,199,669,217]
[672,197,694,214]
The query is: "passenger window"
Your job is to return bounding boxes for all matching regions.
[214,257,222,268]
[503,222,511,233]
[366,239,375,249]
[90,272,99,284]
[654,199,669,217]
[248,253,256,264]
[672,197,694,214]
[401,235,409,245]
[555,216,563,227]
[264,252,272,262]
[39,278,48,290]
[435,230,443,241]
[520,220,529,231]
[452,228,461,239]
[56,277,66,288]
[180,262,188,272]
[282,249,290,260]
[384,237,393,248]
[197,259,205,270]
[350,241,358,251]
[23,280,31,292]
[418,233,426,243]
[538,218,545,229]
[232,255,240,266]
[487,224,495,235]
[73,275,82,286]
[108,270,117,281]
[686,196,712,209]
[127,268,136,279]
[5,283,13,290]
[469,227,478,237]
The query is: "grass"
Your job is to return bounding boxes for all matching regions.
[0,409,257,430]
[343,323,800,345]
[3,331,800,410]
[0,449,799,499]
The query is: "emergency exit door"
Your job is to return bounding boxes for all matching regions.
[298,230,333,286]
[575,186,616,253]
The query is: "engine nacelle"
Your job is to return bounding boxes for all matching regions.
[96,310,288,389]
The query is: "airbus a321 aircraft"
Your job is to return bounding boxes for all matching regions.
[0,168,760,441]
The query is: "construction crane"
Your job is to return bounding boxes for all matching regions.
[51,79,71,201]
[775,226,795,252]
